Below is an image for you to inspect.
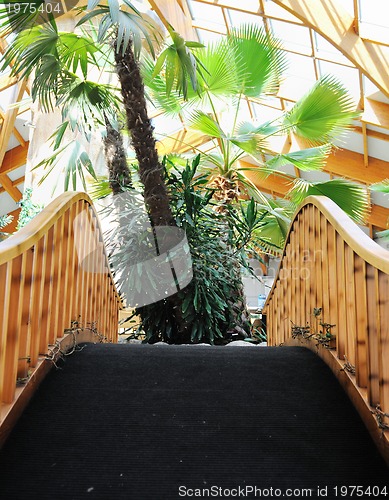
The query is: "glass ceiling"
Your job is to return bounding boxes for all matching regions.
[150,0,389,240]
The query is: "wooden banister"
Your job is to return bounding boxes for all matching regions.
[0,192,122,446]
[263,195,389,465]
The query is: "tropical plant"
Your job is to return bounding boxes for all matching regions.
[0,214,13,230]
[16,188,43,229]
[110,155,267,344]
[371,179,389,240]
[144,24,369,239]
[0,1,203,197]
[0,214,14,241]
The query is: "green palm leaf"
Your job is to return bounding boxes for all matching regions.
[1,21,60,77]
[284,75,359,145]
[371,179,389,193]
[195,39,239,98]
[288,178,369,223]
[57,78,120,134]
[141,55,184,115]
[0,1,45,36]
[152,25,205,100]
[189,111,226,138]
[227,24,287,98]
[266,144,332,172]
[33,140,98,192]
[77,1,155,58]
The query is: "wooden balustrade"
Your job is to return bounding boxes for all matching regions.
[0,192,122,446]
[263,195,389,465]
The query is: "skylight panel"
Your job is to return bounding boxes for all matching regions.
[188,1,227,31]
[278,52,317,101]
[216,0,260,12]
[336,0,355,15]
[263,0,303,23]
[358,0,389,45]
[314,33,353,65]
[269,19,312,55]
[196,29,225,44]
[227,10,264,28]
[318,61,360,103]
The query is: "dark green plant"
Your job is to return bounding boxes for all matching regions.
[16,188,43,230]
[134,155,268,344]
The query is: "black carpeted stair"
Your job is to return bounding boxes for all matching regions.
[0,344,387,499]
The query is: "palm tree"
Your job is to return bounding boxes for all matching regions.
[144,24,369,237]
[1,1,206,338]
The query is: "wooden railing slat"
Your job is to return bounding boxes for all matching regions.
[335,233,346,360]
[345,246,356,367]
[38,226,55,354]
[17,249,34,380]
[263,196,389,465]
[378,271,389,413]
[354,255,368,389]
[0,192,122,442]
[366,265,380,406]
[3,256,24,403]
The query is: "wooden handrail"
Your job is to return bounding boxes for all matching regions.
[0,192,122,446]
[263,195,389,464]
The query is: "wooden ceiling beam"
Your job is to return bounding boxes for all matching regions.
[324,148,388,184]
[240,159,389,230]
[148,0,198,40]
[0,175,24,195]
[0,143,29,175]
[0,74,18,92]
[362,99,389,129]
[0,173,22,202]
[0,79,28,168]
[272,0,389,98]
[156,129,210,156]
[0,207,20,234]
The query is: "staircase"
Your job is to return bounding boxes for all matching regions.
[0,193,388,500]
[0,344,387,500]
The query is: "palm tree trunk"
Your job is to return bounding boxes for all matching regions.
[103,114,132,194]
[114,39,175,227]
[114,37,190,340]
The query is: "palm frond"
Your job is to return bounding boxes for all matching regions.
[33,140,98,192]
[0,1,48,36]
[284,75,360,146]
[266,144,332,172]
[371,179,389,193]
[57,78,121,135]
[152,25,205,100]
[189,111,226,138]
[88,175,113,200]
[227,24,287,98]
[141,55,184,115]
[195,38,240,98]
[77,1,156,58]
[288,178,369,223]
[1,21,59,77]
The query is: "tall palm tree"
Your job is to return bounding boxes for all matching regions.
[1,0,205,337]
